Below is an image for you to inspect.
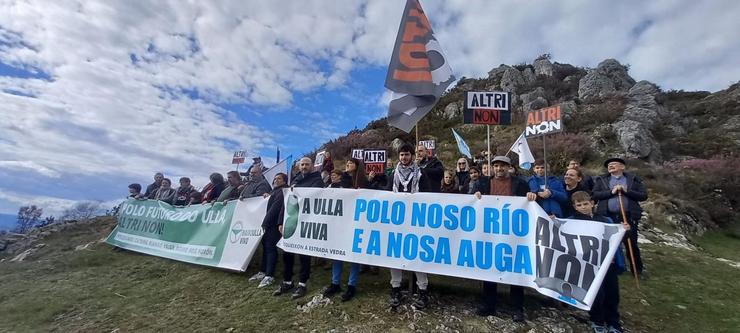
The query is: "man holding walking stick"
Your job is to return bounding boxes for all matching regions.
[592,158,648,279]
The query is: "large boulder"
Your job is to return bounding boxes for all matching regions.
[522,67,536,84]
[486,64,510,80]
[519,87,546,105]
[622,81,663,127]
[390,138,404,153]
[443,102,460,120]
[500,67,525,94]
[523,97,549,113]
[533,58,554,76]
[612,119,661,161]
[578,59,635,102]
[612,80,665,161]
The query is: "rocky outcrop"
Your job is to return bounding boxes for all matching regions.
[519,87,546,106]
[523,97,548,113]
[499,67,525,94]
[578,59,635,102]
[390,138,404,153]
[443,102,460,120]
[613,80,664,161]
[522,67,536,84]
[533,58,554,77]
[486,64,510,80]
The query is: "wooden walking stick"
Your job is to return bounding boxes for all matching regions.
[618,191,641,288]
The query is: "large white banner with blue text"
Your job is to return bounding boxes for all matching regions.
[279,187,625,310]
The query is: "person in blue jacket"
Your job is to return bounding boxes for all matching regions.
[569,190,629,333]
[528,159,568,217]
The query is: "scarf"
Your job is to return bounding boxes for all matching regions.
[393,162,421,193]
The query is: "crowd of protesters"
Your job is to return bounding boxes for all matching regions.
[126,140,647,333]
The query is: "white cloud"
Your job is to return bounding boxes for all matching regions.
[0,0,738,212]
[0,189,83,217]
[0,160,61,178]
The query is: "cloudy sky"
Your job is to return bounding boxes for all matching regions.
[1,0,738,216]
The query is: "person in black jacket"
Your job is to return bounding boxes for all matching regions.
[568,159,595,192]
[474,156,536,322]
[141,172,164,199]
[416,145,444,193]
[592,157,648,278]
[274,157,324,299]
[251,173,289,289]
[455,158,471,194]
[388,143,432,310]
[128,183,142,199]
[323,158,366,302]
[467,166,489,195]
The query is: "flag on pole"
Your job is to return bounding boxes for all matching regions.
[509,133,536,170]
[276,146,280,163]
[264,155,293,189]
[384,0,455,133]
[451,128,472,159]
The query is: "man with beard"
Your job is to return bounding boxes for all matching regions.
[274,157,324,299]
[387,143,432,310]
[416,145,444,193]
[240,167,271,199]
[473,156,536,322]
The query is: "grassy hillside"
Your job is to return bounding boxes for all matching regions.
[1,217,739,332]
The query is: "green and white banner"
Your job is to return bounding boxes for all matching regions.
[106,197,268,271]
[279,187,626,310]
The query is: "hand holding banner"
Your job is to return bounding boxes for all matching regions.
[279,188,625,310]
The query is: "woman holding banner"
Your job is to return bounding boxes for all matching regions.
[323,158,366,301]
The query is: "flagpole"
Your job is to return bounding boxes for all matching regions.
[415,125,419,146]
[487,125,491,169]
[542,135,548,189]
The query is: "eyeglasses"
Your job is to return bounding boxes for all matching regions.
[458,162,466,165]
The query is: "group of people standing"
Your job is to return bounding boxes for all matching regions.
[125,140,647,333]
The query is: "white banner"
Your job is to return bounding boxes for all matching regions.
[278,188,625,310]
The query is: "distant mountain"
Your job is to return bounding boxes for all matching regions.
[0,213,17,232]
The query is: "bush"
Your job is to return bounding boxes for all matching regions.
[650,158,740,229]
[525,133,594,175]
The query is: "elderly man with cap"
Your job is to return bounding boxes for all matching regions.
[592,157,648,279]
[473,156,536,322]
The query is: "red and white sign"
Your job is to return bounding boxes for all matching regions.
[232,151,246,164]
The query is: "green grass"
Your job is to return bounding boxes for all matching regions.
[693,229,740,261]
[1,218,739,332]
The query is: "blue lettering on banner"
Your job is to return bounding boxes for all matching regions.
[352,229,363,253]
[349,199,534,275]
[354,199,405,225]
[483,205,529,236]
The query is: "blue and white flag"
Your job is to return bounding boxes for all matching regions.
[451,128,472,159]
[509,133,535,170]
[265,155,293,188]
